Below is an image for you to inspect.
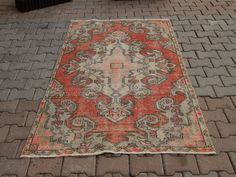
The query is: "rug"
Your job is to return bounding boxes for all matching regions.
[21,19,215,157]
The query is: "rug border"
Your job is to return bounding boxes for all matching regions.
[21,19,216,158]
[21,150,216,158]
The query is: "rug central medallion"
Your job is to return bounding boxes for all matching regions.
[21,20,215,157]
[65,30,175,123]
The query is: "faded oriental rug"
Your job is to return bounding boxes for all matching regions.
[21,19,215,157]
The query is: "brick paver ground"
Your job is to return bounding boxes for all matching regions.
[0,0,236,176]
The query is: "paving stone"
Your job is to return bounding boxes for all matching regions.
[36,28,55,34]
[25,111,37,127]
[9,62,32,71]
[103,174,122,177]
[158,173,183,177]
[189,59,212,68]
[204,67,230,77]
[216,31,235,37]
[202,24,222,31]
[197,97,208,110]
[227,66,236,76]
[135,173,148,177]
[96,155,129,176]
[0,62,10,71]
[51,39,64,46]
[23,54,46,62]
[176,37,190,44]
[189,76,198,87]
[34,88,46,100]
[130,155,164,176]
[1,54,24,63]
[43,33,63,40]
[207,122,220,137]
[225,109,236,122]
[0,100,18,113]
[0,125,9,142]
[49,22,67,28]
[163,155,199,175]
[196,76,223,87]
[202,109,228,122]
[0,71,18,80]
[189,37,211,44]
[196,31,217,37]
[219,172,236,177]
[6,34,25,40]
[0,79,26,89]
[184,172,218,177]
[11,40,30,48]
[196,153,234,174]
[0,111,27,127]
[77,174,88,177]
[27,158,63,177]
[0,157,30,177]
[214,86,236,97]
[186,67,206,77]
[214,15,232,20]
[0,89,10,100]
[8,88,35,100]
[0,141,20,158]
[177,31,197,38]
[25,78,50,89]
[229,37,236,43]
[62,157,96,176]
[182,51,198,59]
[66,174,79,177]
[25,34,44,40]
[231,96,236,106]
[216,122,236,137]
[0,47,14,55]
[228,152,236,170]
[40,69,53,78]
[6,125,30,142]
[15,140,26,158]
[218,51,236,58]
[31,61,55,70]
[16,99,40,112]
[212,136,236,152]
[183,24,203,32]
[223,43,236,50]
[45,54,60,61]
[0,41,11,48]
[38,46,59,54]
[172,20,190,26]
[16,70,41,80]
[30,40,51,48]
[194,86,216,97]
[183,59,190,68]
[211,58,235,67]
[203,44,225,51]
[182,44,204,52]
[206,97,235,110]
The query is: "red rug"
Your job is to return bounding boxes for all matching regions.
[21,19,215,157]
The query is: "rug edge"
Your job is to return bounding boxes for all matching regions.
[20,149,217,158]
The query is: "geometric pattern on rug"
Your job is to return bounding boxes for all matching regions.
[21,19,215,157]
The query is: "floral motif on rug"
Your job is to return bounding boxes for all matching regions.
[21,19,215,157]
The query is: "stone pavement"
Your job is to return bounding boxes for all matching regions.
[0,0,236,176]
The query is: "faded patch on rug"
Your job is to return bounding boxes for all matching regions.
[21,19,215,157]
